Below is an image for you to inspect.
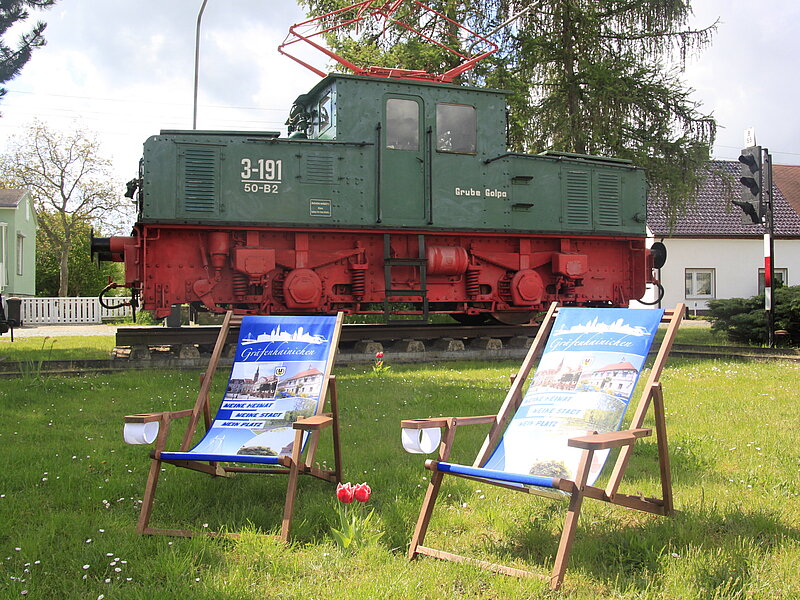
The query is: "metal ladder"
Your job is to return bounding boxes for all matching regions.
[383,234,429,322]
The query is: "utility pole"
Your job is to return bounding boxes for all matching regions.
[193,0,209,130]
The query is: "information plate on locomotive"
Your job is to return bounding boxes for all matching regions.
[310,199,332,217]
[241,158,283,193]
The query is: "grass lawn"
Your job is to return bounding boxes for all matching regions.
[1,356,799,599]
[0,336,116,362]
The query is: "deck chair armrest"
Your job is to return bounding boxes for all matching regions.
[123,410,195,445]
[401,415,496,429]
[568,428,651,450]
[293,415,332,431]
[401,416,496,455]
[124,410,194,424]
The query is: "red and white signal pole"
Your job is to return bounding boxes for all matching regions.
[763,149,775,348]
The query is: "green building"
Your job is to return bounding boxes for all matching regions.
[0,189,37,297]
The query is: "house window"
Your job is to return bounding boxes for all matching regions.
[16,234,24,276]
[436,103,477,153]
[758,268,787,294]
[685,268,715,299]
[0,223,6,289]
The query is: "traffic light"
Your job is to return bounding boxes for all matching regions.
[735,145,762,224]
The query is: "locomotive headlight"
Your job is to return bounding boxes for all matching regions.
[124,178,139,199]
[650,242,667,270]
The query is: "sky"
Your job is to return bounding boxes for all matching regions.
[1,0,799,209]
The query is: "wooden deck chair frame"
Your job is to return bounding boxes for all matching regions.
[124,311,344,541]
[402,302,684,590]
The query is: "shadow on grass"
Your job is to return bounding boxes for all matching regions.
[467,494,800,596]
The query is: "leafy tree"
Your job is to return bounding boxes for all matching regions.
[0,121,133,296]
[0,0,56,102]
[297,0,716,212]
[34,214,123,297]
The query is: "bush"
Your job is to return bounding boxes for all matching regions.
[708,285,800,345]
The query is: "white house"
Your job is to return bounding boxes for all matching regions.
[278,368,324,398]
[634,161,800,314]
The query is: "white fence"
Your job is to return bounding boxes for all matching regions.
[21,297,133,325]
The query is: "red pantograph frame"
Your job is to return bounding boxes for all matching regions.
[278,0,498,84]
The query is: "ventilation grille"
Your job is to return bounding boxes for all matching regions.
[565,171,591,227]
[596,173,621,226]
[303,154,335,183]
[182,147,218,213]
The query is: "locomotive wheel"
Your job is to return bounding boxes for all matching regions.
[489,311,536,325]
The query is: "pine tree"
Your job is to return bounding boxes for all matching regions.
[296,0,717,212]
[0,0,56,101]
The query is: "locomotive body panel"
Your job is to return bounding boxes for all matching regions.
[127,224,648,318]
[137,75,646,236]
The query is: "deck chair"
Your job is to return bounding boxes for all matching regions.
[401,302,683,589]
[123,311,344,540]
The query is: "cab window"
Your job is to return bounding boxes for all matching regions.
[436,103,476,154]
[318,92,333,135]
[386,98,419,151]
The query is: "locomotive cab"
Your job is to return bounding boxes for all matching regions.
[286,74,506,153]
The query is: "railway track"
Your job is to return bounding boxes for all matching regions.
[114,322,538,348]
[2,326,800,378]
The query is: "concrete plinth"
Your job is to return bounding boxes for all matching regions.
[128,345,152,360]
[393,339,425,353]
[354,340,383,355]
[432,337,465,352]
[507,336,533,349]
[469,337,502,351]
[177,344,200,359]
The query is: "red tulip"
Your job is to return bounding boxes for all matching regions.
[375,351,384,359]
[354,482,371,503]
[336,482,355,503]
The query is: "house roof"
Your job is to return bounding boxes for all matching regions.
[284,368,322,382]
[590,361,637,374]
[0,189,28,208]
[773,164,800,216]
[648,160,800,238]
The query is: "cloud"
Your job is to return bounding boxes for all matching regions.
[0,0,322,195]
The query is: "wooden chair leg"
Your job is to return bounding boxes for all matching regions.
[652,383,674,515]
[137,457,162,534]
[137,413,172,534]
[550,449,593,590]
[408,470,445,559]
[280,429,305,541]
[329,379,343,483]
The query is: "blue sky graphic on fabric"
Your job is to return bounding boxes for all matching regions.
[484,308,663,489]
[186,315,337,459]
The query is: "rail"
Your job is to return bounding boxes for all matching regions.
[2,343,800,379]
